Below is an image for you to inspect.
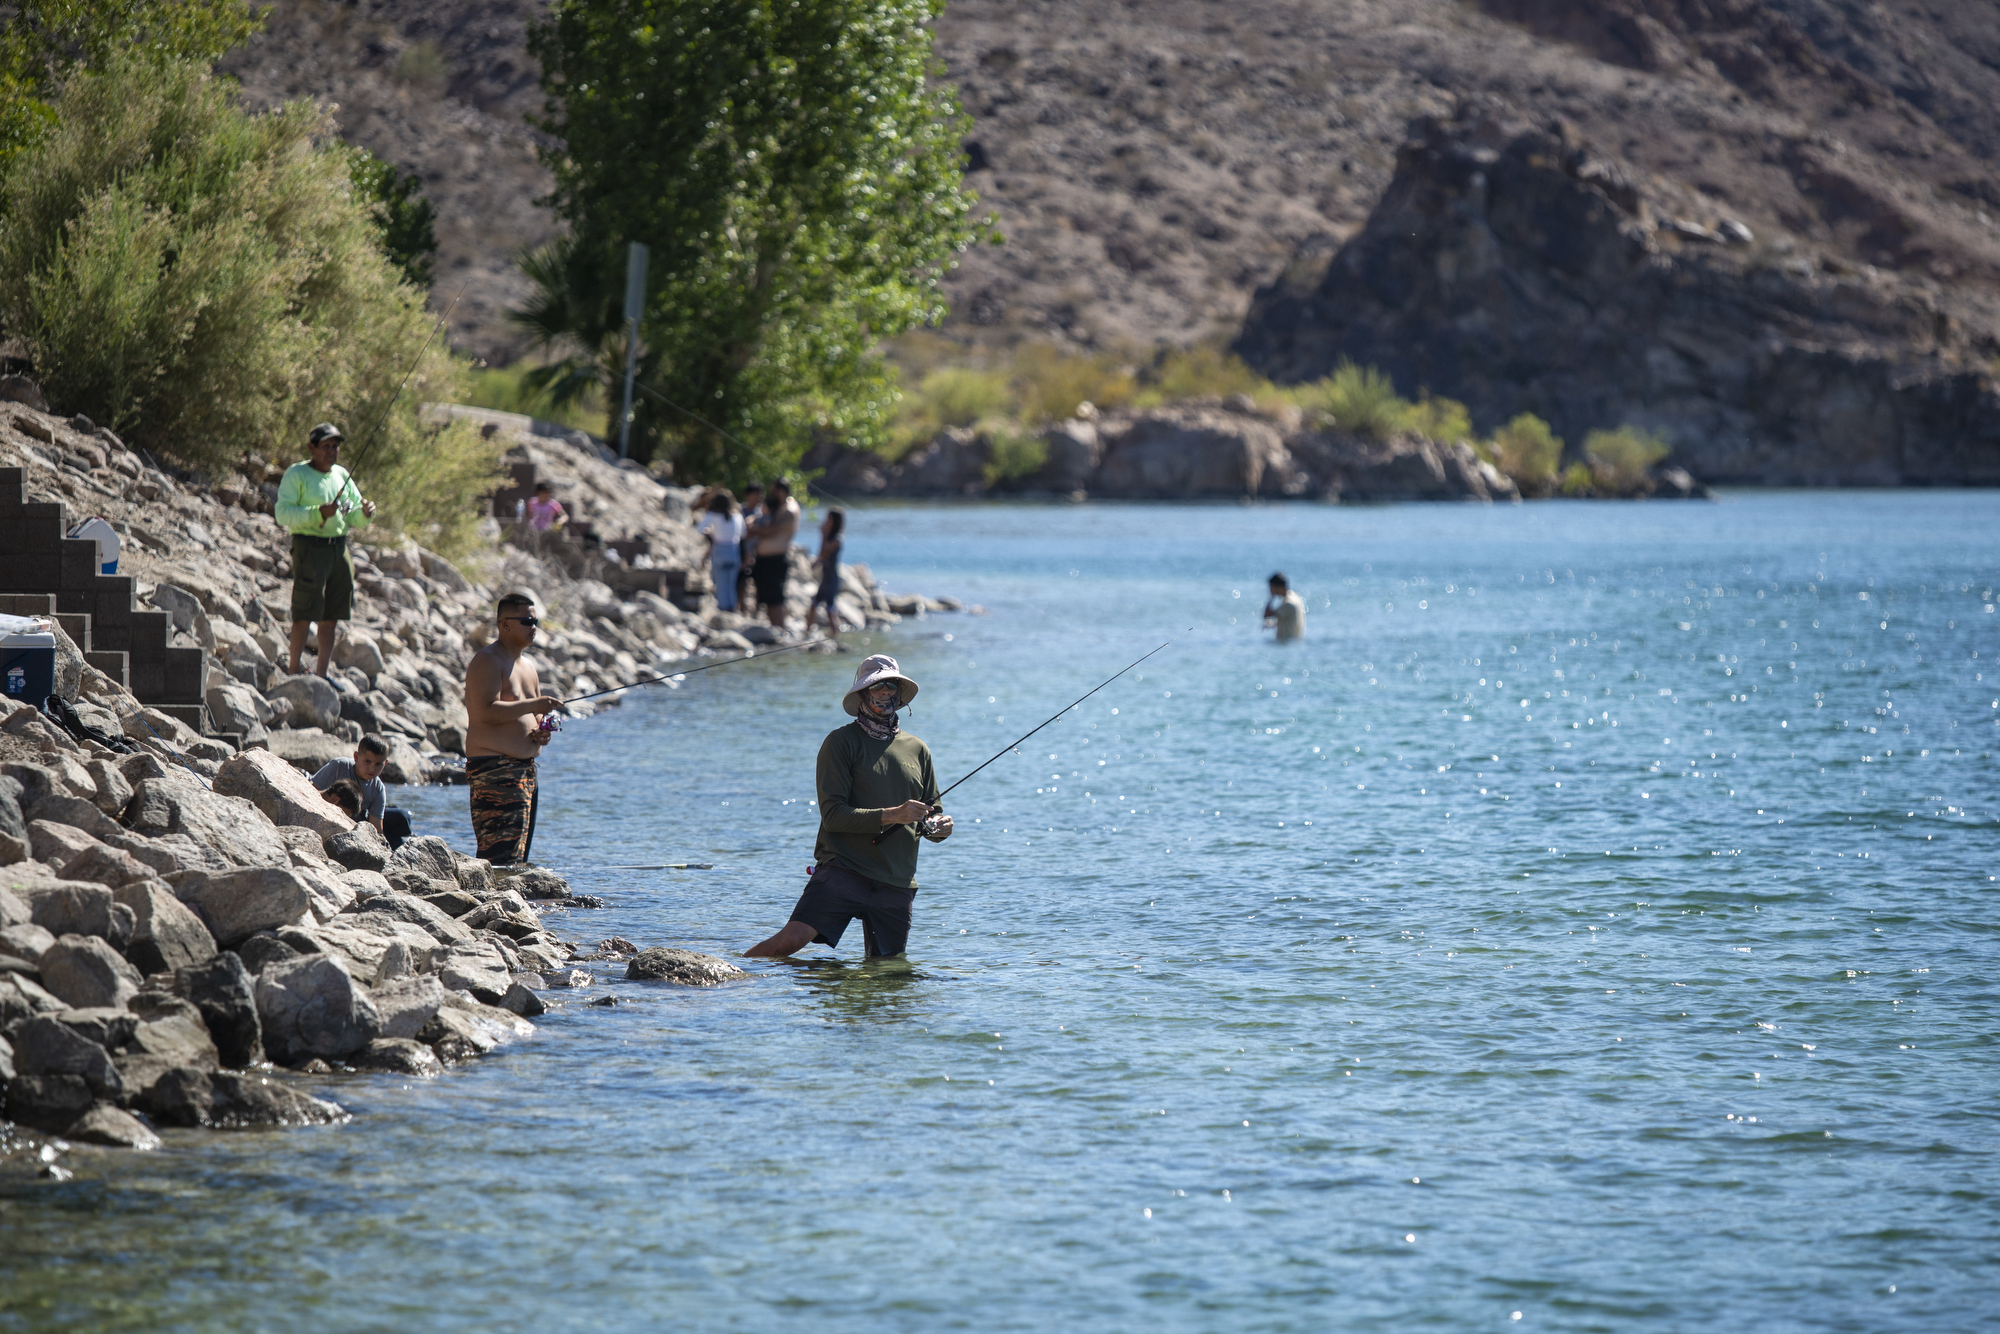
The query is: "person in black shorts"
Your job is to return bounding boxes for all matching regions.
[746,477,797,632]
[805,506,844,640]
[745,654,953,958]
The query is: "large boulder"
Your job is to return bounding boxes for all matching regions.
[325,822,390,872]
[0,921,55,967]
[138,1067,346,1128]
[0,970,65,1032]
[351,1036,442,1077]
[368,973,445,1039]
[38,934,144,1009]
[265,673,342,732]
[417,991,534,1064]
[376,734,430,786]
[204,681,273,742]
[253,952,381,1064]
[111,994,221,1104]
[11,1013,125,1099]
[626,947,745,987]
[387,835,458,887]
[342,893,468,946]
[0,880,27,927]
[173,951,262,1067]
[213,748,352,840]
[50,839,156,891]
[264,727,353,774]
[172,866,313,947]
[436,939,511,1005]
[1090,406,1293,499]
[124,772,290,868]
[3,1072,94,1131]
[113,880,217,974]
[65,1103,163,1149]
[0,775,30,865]
[296,916,438,981]
[86,759,134,819]
[24,880,135,947]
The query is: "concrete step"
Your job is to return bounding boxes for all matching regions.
[53,612,91,651]
[0,593,56,616]
[85,650,128,688]
[149,703,208,735]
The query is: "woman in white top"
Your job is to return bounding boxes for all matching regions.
[697,491,745,611]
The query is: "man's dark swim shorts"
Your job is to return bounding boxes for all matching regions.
[788,862,916,958]
[752,552,788,608]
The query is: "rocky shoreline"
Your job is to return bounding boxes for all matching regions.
[805,398,1709,503]
[0,402,954,1167]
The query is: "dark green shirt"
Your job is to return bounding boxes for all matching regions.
[814,722,941,889]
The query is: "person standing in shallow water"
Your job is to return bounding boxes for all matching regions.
[746,655,953,959]
[1263,571,1306,642]
[464,591,564,865]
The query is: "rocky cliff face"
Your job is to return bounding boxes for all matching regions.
[1234,108,2000,485]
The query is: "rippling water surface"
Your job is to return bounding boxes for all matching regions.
[4,493,1997,1332]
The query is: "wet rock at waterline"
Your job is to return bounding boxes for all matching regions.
[626,947,745,987]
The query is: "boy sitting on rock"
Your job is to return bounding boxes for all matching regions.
[311,733,411,848]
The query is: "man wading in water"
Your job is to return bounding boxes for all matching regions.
[746,655,953,958]
[465,591,564,864]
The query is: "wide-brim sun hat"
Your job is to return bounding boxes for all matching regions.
[843,653,919,716]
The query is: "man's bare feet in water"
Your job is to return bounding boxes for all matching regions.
[745,921,816,957]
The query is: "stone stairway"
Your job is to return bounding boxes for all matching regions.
[0,464,208,732]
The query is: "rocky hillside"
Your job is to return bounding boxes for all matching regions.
[221,0,2000,370]
[1234,107,2000,485]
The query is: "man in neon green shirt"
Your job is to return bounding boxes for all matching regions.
[275,423,376,676]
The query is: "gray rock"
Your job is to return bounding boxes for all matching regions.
[497,865,571,900]
[138,1067,346,1128]
[626,947,745,987]
[173,951,262,1067]
[12,1013,126,1098]
[110,995,220,1104]
[113,880,216,975]
[124,774,290,868]
[0,970,66,1032]
[387,835,458,886]
[340,868,393,899]
[372,941,414,984]
[213,748,353,841]
[0,921,55,965]
[265,673,342,733]
[39,933,144,1009]
[204,681,272,737]
[65,1103,163,1149]
[450,855,494,898]
[58,842,156,890]
[342,892,469,946]
[421,887,481,918]
[0,880,27,927]
[254,952,381,1064]
[26,880,134,946]
[234,930,301,975]
[367,973,445,1039]
[293,916,435,980]
[351,1036,442,1077]
[325,822,390,871]
[263,727,352,774]
[497,981,546,1017]
[417,995,532,1064]
[436,939,512,1004]
[172,866,313,946]
[51,1004,137,1051]
[148,583,204,636]
[543,968,593,989]
[4,1072,94,1131]
[86,760,133,819]
[0,1031,11,1079]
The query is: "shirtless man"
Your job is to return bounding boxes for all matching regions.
[465,590,564,865]
[746,477,799,631]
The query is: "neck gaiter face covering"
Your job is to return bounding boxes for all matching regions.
[856,692,900,741]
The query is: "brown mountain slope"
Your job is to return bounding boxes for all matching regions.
[219,0,2000,370]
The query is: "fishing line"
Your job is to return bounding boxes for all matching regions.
[871,627,1191,844]
[556,640,813,705]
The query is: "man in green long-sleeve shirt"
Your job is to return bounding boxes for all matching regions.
[747,655,953,959]
[274,422,375,677]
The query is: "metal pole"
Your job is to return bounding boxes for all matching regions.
[618,241,649,459]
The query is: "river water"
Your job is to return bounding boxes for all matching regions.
[3,493,1996,1332]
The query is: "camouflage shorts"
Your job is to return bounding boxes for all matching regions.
[468,755,537,865]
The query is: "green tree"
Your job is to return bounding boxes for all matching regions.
[529,0,991,485]
[0,0,261,164]
[0,58,504,555]
[345,147,439,289]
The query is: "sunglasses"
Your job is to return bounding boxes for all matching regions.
[502,614,540,627]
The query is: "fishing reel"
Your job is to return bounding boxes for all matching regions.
[917,806,946,839]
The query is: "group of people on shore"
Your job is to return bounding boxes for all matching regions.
[694,480,845,639]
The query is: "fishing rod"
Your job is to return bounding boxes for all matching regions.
[556,639,813,705]
[871,628,1191,844]
[342,282,468,481]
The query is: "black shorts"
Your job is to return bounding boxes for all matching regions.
[788,862,916,957]
[752,553,789,608]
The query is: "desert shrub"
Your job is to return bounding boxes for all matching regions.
[463,360,606,436]
[1584,425,1671,493]
[1490,413,1564,492]
[1138,343,1269,405]
[1011,342,1135,423]
[983,429,1049,486]
[918,367,1014,428]
[345,146,438,288]
[0,58,504,556]
[393,41,450,93]
[1559,462,1597,497]
[1293,360,1408,439]
[1403,392,1472,443]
